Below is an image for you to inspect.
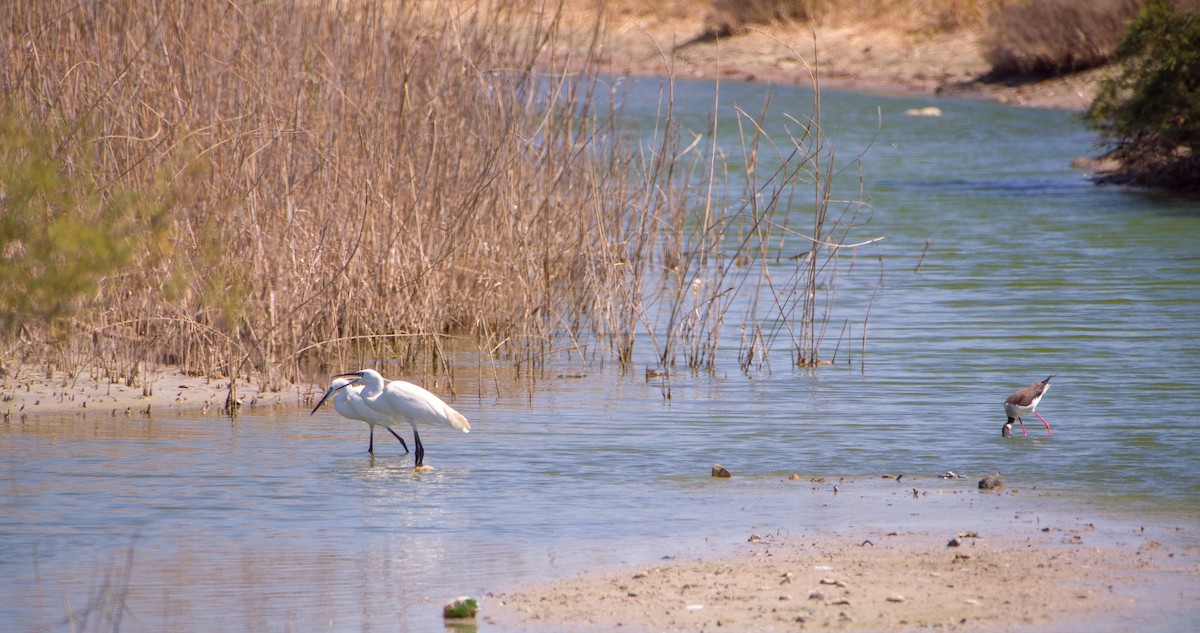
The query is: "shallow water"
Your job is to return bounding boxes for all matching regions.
[3,79,1199,632]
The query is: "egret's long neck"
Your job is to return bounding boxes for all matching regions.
[357,374,385,399]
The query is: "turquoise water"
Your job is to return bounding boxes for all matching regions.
[3,79,1199,632]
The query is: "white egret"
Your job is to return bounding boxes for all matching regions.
[311,377,411,455]
[339,369,470,466]
[1003,375,1054,438]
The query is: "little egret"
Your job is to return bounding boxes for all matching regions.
[1003,375,1054,438]
[311,377,410,455]
[339,369,470,466]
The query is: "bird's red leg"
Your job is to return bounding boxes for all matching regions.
[1018,418,1027,437]
[1033,412,1052,436]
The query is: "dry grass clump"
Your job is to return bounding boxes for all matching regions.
[2,0,879,397]
[3,0,612,389]
[703,0,994,38]
[981,0,1146,78]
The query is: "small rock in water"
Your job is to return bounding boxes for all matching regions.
[443,596,479,619]
[712,464,732,478]
[978,472,1004,490]
[905,106,943,117]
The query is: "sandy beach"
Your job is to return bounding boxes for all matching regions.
[481,473,1199,632]
[490,529,1195,632]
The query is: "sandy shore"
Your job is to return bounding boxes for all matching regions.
[550,1,1103,111]
[0,364,294,419]
[487,480,1199,632]
[490,534,1190,632]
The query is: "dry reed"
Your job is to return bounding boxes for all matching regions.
[1,0,881,399]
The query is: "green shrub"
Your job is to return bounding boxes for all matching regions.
[0,107,169,332]
[1086,0,1200,190]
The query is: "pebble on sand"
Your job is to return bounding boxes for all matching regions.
[978,472,1004,490]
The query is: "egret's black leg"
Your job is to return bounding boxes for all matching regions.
[413,427,425,466]
[387,427,410,454]
[368,426,375,454]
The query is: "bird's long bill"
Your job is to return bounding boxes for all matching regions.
[310,387,337,415]
[310,377,357,415]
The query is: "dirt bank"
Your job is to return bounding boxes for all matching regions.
[0,365,291,419]
[550,1,1102,110]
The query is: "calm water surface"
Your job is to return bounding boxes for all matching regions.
[3,79,1199,632]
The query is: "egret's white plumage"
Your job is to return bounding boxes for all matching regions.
[339,369,470,466]
[311,377,410,455]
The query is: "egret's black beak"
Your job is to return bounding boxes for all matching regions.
[310,377,358,415]
[310,387,335,415]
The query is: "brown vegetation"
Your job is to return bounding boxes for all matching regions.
[1,0,879,400]
[699,0,1148,81]
[981,0,1147,78]
[705,0,992,33]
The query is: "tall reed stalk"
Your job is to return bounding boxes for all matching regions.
[1,0,881,397]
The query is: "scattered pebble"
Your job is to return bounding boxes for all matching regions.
[978,472,1004,490]
[712,464,732,478]
[808,590,825,601]
[887,594,906,603]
